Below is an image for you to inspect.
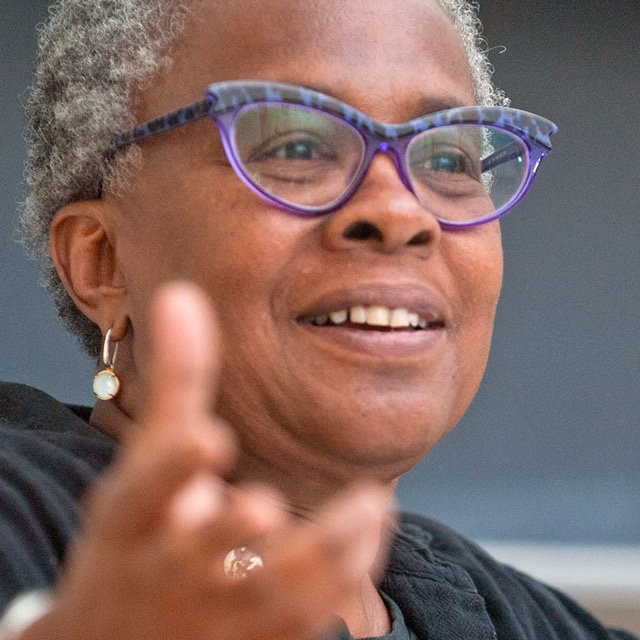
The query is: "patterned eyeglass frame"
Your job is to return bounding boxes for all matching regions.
[115,81,558,229]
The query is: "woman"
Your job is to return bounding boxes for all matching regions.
[0,0,634,639]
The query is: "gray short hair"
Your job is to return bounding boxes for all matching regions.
[20,0,508,358]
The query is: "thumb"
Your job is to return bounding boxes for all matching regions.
[143,280,220,429]
[138,279,237,477]
[90,282,235,538]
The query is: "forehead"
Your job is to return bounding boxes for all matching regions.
[142,0,475,121]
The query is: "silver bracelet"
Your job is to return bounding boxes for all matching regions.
[0,591,54,640]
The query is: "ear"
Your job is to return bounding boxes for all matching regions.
[50,199,129,340]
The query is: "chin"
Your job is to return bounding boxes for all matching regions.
[307,404,458,475]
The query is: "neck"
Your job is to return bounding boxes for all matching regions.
[341,576,392,638]
[90,398,137,442]
[227,418,403,509]
[230,450,397,638]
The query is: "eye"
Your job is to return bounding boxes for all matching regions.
[409,126,484,183]
[249,132,336,163]
[410,146,480,181]
[265,138,321,161]
[429,151,470,173]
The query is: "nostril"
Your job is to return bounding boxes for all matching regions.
[343,221,384,242]
[407,230,430,246]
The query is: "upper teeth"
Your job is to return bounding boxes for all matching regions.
[309,306,431,329]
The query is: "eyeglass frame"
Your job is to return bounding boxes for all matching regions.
[114,80,558,229]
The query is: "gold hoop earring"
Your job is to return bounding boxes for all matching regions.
[92,328,121,401]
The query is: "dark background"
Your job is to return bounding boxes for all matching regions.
[1,1,638,543]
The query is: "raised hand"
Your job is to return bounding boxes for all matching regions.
[23,283,390,640]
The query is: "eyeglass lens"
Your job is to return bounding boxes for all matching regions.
[231,103,530,221]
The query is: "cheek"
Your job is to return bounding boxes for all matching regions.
[449,223,503,319]
[446,227,503,405]
[109,159,254,362]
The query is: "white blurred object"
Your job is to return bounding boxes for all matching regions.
[482,542,640,633]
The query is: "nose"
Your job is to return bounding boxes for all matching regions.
[321,152,442,255]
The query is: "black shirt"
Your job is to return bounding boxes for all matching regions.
[0,382,115,599]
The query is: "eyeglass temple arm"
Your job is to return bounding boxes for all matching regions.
[481,139,551,174]
[96,99,213,198]
[114,98,213,148]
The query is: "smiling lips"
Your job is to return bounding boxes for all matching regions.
[302,305,443,330]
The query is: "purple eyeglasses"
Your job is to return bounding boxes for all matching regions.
[115,81,558,229]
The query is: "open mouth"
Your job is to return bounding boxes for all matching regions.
[300,305,444,331]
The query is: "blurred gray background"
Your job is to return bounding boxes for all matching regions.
[1,1,638,543]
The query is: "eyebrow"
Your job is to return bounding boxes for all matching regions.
[415,96,471,114]
[287,81,469,119]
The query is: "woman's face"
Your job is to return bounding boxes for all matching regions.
[109,0,503,486]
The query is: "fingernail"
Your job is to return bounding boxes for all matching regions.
[169,474,224,530]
